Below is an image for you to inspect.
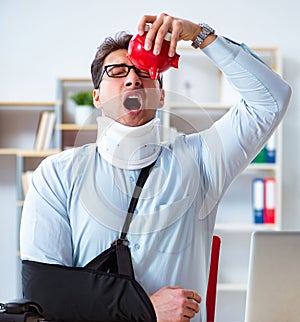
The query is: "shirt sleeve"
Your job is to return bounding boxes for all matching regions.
[199,36,291,188]
[20,153,73,266]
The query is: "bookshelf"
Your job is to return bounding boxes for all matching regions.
[0,102,58,151]
[0,101,61,298]
[0,93,100,214]
[0,101,60,200]
[55,78,101,150]
[161,45,283,322]
[0,94,99,296]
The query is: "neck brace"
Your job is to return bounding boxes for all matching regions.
[96,116,161,170]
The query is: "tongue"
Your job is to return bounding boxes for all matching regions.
[125,97,141,110]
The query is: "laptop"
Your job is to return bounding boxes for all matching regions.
[245,230,300,322]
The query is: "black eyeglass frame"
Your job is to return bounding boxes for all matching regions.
[96,63,162,89]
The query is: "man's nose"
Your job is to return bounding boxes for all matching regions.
[124,68,142,87]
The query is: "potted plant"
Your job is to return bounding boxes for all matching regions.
[69,91,95,124]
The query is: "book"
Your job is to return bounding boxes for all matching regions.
[252,147,266,163]
[265,134,276,163]
[34,112,49,150]
[34,111,56,150]
[252,135,276,164]
[252,178,264,224]
[43,112,56,149]
[252,177,276,224]
[264,178,276,223]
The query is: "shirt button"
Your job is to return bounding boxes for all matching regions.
[129,176,134,182]
[134,243,140,250]
[134,209,138,215]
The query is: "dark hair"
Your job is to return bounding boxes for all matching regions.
[91,32,132,89]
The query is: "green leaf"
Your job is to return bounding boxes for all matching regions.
[69,91,94,107]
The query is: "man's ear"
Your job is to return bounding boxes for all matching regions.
[93,89,102,109]
[158,88,165,108]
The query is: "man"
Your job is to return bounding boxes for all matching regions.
[20,13,291,322]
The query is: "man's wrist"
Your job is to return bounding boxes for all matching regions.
[191,23,216,49]
[200,34,217,49]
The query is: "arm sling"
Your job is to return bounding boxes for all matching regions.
[22,161,157,322]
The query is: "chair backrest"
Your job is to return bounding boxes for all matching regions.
[206,235,221,322]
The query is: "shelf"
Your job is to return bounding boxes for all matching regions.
[214,223,279,233]
[217,283,247,292]
[56,123,97,131]
[0,149,60,157]
[247,163,279,171]
[0,101,57,110]
[59,78,92,83]
[17,149,61,157]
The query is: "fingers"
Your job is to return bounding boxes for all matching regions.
[168,20,181,57]
[186,297,200,314]
[137,13,179,57]
[150,15,173,55]
[183,289,201,319]
[184,307,198,319]
[137,14,157,35]
[182,298,200,320]
[187,289,201,303]
[149,286,201,321]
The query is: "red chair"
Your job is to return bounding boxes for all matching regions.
[206,235,221,322]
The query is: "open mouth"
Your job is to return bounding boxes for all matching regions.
[123,94,142,111]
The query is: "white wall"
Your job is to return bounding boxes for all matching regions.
[1,0,299,299]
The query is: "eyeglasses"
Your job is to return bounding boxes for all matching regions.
[96,63,162,88]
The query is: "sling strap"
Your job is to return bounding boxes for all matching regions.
[120,160,156,240]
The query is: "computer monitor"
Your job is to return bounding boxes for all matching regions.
[245,230,300,322]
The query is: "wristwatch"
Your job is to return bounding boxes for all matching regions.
[191,23,215,49]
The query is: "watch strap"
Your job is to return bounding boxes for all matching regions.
[191,23,215,49]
